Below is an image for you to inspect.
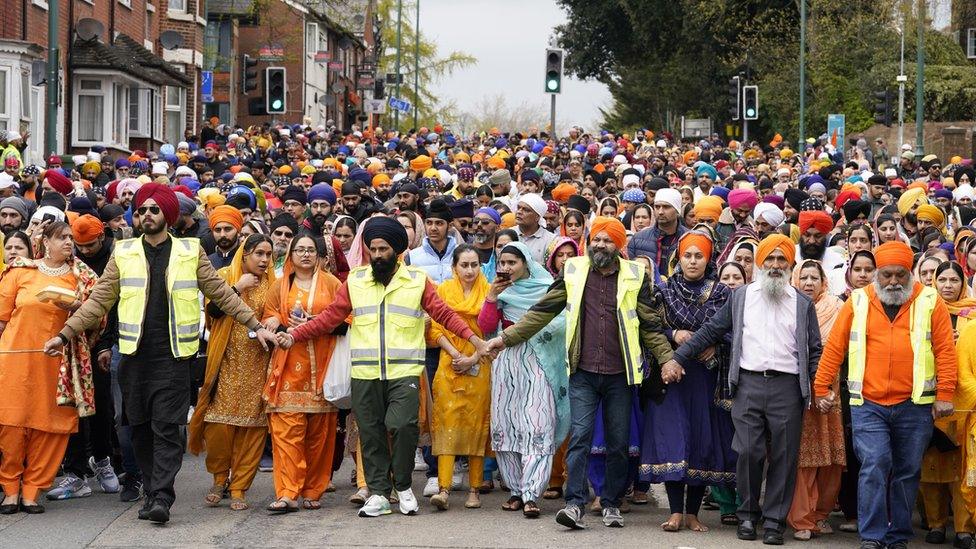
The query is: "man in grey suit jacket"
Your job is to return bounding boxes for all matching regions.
[664,234,822,545]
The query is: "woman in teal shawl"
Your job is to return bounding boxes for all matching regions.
[477,241,567,518]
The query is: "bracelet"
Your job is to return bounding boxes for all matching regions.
[57,333,68,346]
[231,285,241,295]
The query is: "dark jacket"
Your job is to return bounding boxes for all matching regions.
[627,224,687,281]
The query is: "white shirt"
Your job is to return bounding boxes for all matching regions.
[739,282,799,374]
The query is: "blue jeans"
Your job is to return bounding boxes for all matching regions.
[565,370,631,508]
[851,400,933,545]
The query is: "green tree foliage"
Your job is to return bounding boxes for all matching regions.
[555,0,976,141]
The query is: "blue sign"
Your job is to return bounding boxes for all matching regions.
[827,113,845,150]
[388,96,411,113]
[201,71,213,103]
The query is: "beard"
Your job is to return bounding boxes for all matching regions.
[0,222,19,233]
[588,247,616,270]
[141,219,166,235]
[800,240,826,260]
[273,242,289,257]
[370,255,398,285]
[216,236,236,250]
[311,213,329,227]
[755,267,791,300]
[472,232,492,245]
[874,279,913,306]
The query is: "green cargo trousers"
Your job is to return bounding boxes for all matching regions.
[351,376,421,495]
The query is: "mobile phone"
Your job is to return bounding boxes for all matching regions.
[42,213,56,223]
[496,272,510,281]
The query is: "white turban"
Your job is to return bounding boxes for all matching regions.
[518,193,549,228]
[753,202,785,228]
[954,183,975,202]
[653,188,683,214]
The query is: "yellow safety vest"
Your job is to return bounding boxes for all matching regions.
[347,263,428,381]
[847,285,938,405]
[563,255,645,386]
[115,236,202,358]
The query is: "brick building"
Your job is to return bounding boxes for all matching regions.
[0,0,202,160]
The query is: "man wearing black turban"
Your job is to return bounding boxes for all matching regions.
[277,214,489,518]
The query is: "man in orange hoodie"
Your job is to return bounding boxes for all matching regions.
[815,241,956,549]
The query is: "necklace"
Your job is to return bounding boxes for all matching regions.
[37,261,70,277]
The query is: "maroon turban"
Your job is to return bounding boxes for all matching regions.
[134,183,180,226]
[45,169,73,195]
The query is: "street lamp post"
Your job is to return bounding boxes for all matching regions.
[798,0,805,150]
[898,13,906,153]
[915,0,925,156]
[393,0,403,132]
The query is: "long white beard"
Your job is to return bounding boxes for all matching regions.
[755,267,790,300]
[874,279,913,306]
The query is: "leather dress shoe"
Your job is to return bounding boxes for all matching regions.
[737,520,757,540]
[763,528,784,545]
[147,501,170,523]
[137,498,153,520]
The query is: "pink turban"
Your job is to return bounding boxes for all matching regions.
[728,188,758,210]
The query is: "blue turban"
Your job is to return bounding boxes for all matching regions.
[307,183,337,205]
[710,186,731,201]
[475,206,501,225]
[695,163,718,181]
[227,185,257,210]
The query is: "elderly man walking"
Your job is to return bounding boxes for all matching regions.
[815,241,957,549]
[667,234,822,545]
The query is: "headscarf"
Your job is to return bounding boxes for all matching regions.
[791,259,843,340]
[845,250,876,294]
[433,264,492,381]
[933,261,976,320]
[544,236,581,276]
[716,226,760,266]
[495,241,569,443]
[189,240,276,454]
[397,210,425,250]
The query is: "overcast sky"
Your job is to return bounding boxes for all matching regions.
[417,0,611,132]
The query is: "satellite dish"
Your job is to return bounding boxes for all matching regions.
[160,31,184,50]
[318,94,335,106]
[352,14,365,26]
[330,81,345,94]
[337,37,352,50]
[75,18,104,42]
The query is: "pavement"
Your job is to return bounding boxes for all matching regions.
[0,454,866,548]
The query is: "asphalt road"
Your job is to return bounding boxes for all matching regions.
[0,454,866,548]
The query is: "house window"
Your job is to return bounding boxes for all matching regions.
[204,19,232,71]
[306,23,318,55]
[968,29,976,58]
[0,68,8,132]
[165,85,185,145]
[169,0,186,12]
[77,79,104,142]
[113,83,128,145]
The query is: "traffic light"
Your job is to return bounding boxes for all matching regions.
[728,75,741,121]
[872,89,893,126]
[373,78,385,100]
[241,54,258,94]
[742,85,759,120]
[544,48,563,94]
[265,67,286,114]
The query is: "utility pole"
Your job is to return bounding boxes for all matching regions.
[413,0,419,131]
[393,0,403,132]
[45,0,59,156]
[798,0,806,150]
[550,94,556,139]
[915,0,925,156]
[897,3,907,152]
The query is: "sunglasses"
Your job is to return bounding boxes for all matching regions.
[272,230,294,238]
[136,205,161,216]
[471,218,496,226]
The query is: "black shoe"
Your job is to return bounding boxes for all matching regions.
[147,501,170,523]
[859,541,884,549]
[927,529,948,544]
[737,520,757,540]
[888,542,908,549]
[120,476,143,503]
[19,502,45,514]
[762,528,784,545]
[0,502,19,515]
[954,533,974,549]
[137,498,153,520]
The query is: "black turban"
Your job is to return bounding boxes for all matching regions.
[363,216,408,255]
[281,185,307,205]
[270,213,300,233]
[841,199,872,223]
[426,198,454,222]
[341,181,361,197]
[784,188,808,211]
[567,194,591,216]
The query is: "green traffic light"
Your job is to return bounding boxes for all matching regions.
[746,108,756,117]
[547,79,558,91]
[272,99,283,110]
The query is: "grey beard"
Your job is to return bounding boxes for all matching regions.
[589,248,615,269]
[874,279,913,306]
[756,267,790,300]
[472,233,491,245]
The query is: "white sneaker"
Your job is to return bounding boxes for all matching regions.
[89,456,120,493]
[422,477,439,497]
[414,448,427,471]
[46,474,92,500]
[396,488,419,515]
[358,494,391,517]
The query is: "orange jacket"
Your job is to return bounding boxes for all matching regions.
[815,283,957,405]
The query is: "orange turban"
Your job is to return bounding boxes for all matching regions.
[589,216,627,251]
[372,173,391,188]
[541,146,553,156]
[278,165,292,175]
[486,156,506,170]
[756,234,796,266]
[873,241,913,271]
[71,214,104,245]
[678,232,713,259]
[592,163,606,174]
[409,155,432,173]
[798,210,834,235]
[551,183,577,203]
[208,205,244,232]
[693,196,723,220]
[500,212,516,229]
[907,181,928,193]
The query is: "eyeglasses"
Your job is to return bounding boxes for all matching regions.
[293,247,317,256]
[272,230,294,238]
[471,218,496,226]
[456,220,470,228]
[136,205,161,216]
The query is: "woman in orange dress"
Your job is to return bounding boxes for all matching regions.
[0,221,99,514]
[262,232,341,513]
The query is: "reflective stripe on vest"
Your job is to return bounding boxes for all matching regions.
[115,237,202,357]
[564,256,645,385]
[347,265,428,380]
[846,286,938,406]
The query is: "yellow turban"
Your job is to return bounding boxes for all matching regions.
[897,187,927,216]
[693,196,724,220]
[916,204,946,230]
[409,155,432,172]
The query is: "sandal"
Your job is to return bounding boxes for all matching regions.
[302,499,321,510]
[266,498,299,514]
[721,513,740,526]
[205,485,223,507]
[478,480,494,494]
[522,500,540,518]
[542,487,563,500]
[464,490,481,509]
[630,490,649,505]
[229,498,249,511]
[501,496,523,511]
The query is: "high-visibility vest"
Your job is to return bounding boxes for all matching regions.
[847,286,938,405]
[563,255,645,386]
[347,264,428,380]
[115,236,202,358]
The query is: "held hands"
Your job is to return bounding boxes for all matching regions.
[815,391,836,414]
[276,330,295,349]
[672,330,693,345]
[933,400,955,419]
[660,359,684,384]
[96,350,111,372]
[43,336,64,357]
[254,327,277,351]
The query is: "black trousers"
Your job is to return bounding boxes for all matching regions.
[131,420,184,506]
[63,366,116,478]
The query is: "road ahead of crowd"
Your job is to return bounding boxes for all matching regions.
[0,455,855,548]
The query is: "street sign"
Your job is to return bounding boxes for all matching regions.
[201,70,213,103]
[388,96,411,113]
[314,51,330,63]
[258,44,285,62]
[680,117,712,139]
[386,73,404,84]
[328,61,344,71]
[827,114,845,149]
[365,98,387,114]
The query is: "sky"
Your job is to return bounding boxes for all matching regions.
[417,0,612,133]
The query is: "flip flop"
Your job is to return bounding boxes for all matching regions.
[267,499,299,514]
[501,496,523,511]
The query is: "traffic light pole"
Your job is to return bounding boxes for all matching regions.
[393,0,403,132]
[550,94,556,139]
[914,0,924,156]
[743,119,748,144]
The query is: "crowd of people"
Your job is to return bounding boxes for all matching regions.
[0,122,974,548]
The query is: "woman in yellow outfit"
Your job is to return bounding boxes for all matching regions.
[919,261,976,545]
[188,234,275,511]
[427,244,492,511]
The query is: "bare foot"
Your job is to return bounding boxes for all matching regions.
[662,512,683,531]
[685,514,709,532]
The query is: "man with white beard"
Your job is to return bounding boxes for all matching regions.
[667,234,822,546]
[814,241,957,549]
